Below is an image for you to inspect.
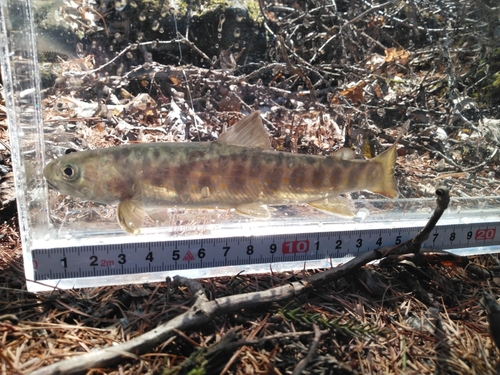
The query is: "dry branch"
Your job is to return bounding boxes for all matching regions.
[292,324,321,375]
[481,292,500,351]
[30,188,451,375]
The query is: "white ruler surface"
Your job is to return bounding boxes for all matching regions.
[32,222,500,282]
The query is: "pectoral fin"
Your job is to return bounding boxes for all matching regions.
[235,203,272,219]
[117,198,145,235]
[308,197,355,217]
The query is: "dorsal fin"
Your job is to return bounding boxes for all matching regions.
[331,147,355,160]
[216,111,272,150]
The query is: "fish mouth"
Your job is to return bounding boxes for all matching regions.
[45,179,57,190]
[42,161,59,190]
[43,163,58,191]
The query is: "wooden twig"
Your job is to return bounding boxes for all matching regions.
[292,324,321,375]
[308,187,450,287]
[433,307,451,375]
[68,40,177,78]
[379,249,500,279]
[277,36,316,101]
[30,188,451,375]
[411,187,450,247]
[166,327,243,375]
[424,144,499,173]
[481,293,500,351]
[315,1,393,59]
[177,33,213,66]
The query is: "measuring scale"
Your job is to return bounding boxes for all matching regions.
[32,222,500,286]
[29,198,500,290]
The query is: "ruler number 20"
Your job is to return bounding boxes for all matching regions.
[432,228,497,243]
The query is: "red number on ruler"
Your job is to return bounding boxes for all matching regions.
[475,228,496,241]
[33,260,38,270]
[282,240,310,254]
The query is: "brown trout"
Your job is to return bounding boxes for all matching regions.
[44,112,398,234]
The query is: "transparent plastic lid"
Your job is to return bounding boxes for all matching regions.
[1,0,499,291]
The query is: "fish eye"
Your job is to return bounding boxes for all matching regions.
[61,164,78,180]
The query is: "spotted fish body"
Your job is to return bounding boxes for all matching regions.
[43,112,399,234]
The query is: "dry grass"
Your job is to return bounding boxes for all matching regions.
[1,211,499,374]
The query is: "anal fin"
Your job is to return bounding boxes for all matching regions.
[308,197,355,217]
[235,203,272,219]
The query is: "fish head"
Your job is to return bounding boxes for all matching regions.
[43,150,127,204]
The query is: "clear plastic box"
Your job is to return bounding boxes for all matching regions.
[1,0,500,292]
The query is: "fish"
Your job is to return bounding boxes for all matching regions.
[43,111,399,234]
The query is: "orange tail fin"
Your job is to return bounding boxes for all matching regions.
[369,141,399,198]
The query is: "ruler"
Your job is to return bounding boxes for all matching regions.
[32,222,500,283]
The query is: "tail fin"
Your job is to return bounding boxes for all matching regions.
[369,141,399,198]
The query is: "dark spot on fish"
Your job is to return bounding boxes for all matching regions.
[198,175,213,191]
[262,152,277,164]
[148,164,169,187]
[304,156,316,165]
[328,165,341,186]
[219,155,231,167]
[113,147,131,162]
[266,166,282,193]
[273,152,284,167]
[312,163,325,187]
[323,156,336,167]
[65,148,78,154]
[238,150,250,163]
[229,162,247,194]
[174,171,189,194]
[152,149,160,159]
[291,166,306,190]
[109,175,135,200]
[248,154,262,179]
[204,159,216,174]
[187,150,205,162]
